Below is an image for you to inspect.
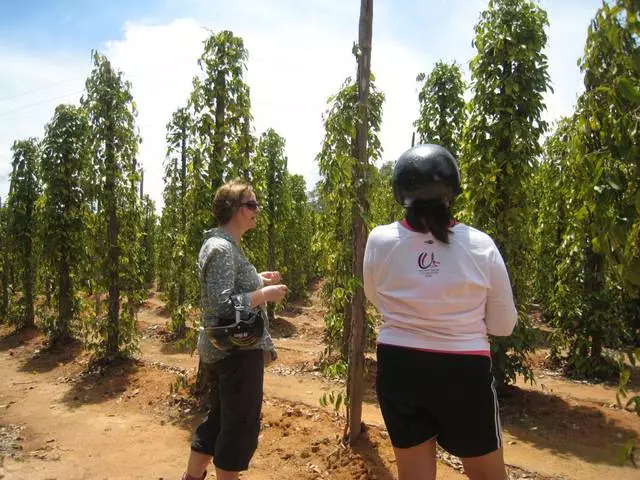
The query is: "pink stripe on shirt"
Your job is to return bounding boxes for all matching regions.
[400,218,458,231]
[379,342,491,358]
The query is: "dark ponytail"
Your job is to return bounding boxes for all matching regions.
[405,199,452,243]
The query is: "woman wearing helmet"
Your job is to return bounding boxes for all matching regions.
[364,144,517,480]
[182,179,288,480]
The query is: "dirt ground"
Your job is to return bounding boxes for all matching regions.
[0,289,639,480]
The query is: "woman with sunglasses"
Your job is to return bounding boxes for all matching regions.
[182,179,288,480]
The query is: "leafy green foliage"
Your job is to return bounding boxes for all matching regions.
[190,30,253,218]
[577,0,639,296]
[259,129,288,283]
[461,0,551,386]
[159,31,256,344]
[281,174,318,297]
[159,106,195,335]
[140,194,158,288]
[81,51,143,361]
[0,6,636,419]
[618,349,640,411]
[157,33,318,360]
[368,161,403,228]
[245,130,318,304]
[543,118,629,377]
[6,138,41,329]
[414,61,466,158]
[528,0,639,380]
[319,389,349,416]
[169,372,190,395]
[245,129,317,302]
[316,76,383,358]
[529,119,571,311]
[0,197,10,322]
[40,104,91,343]
[246,129,289,307]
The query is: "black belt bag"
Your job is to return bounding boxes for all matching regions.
[204,307,265,352]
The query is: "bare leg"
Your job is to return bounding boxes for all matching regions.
[185,450,211,478]
[460,447,507,480]
[215,467,240,480]
[392,437,437,480]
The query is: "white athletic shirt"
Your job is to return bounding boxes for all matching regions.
[363,220,517,354]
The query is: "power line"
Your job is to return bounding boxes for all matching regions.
[0,90,85,118]
[0,68,148,105]
[0,76,86,103]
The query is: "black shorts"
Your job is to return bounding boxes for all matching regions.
[376,344,502,458]
[191,349,264,471]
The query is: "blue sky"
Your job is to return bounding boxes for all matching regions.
[1,1,157,51]
[0,0,603,210]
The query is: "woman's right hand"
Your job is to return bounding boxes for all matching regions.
[262,284,289,303]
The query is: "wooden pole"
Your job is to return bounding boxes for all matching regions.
[348,0,373,445]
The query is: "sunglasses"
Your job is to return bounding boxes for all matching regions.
[241,201,260,211]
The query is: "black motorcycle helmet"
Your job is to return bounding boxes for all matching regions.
[204,308,265,352]
[203,296,264,352]
[392,144,461,207]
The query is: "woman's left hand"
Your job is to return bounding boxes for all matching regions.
[264,349,278,365]
[259,271,281,285]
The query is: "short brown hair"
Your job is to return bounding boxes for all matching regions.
[213,178,252,225]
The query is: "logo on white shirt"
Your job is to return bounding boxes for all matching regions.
[418,251,440,276]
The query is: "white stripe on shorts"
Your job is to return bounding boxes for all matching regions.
[490,377,502,449]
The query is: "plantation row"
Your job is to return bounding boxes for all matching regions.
[0,0,638,391]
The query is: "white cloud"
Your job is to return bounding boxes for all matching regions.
[241,22,355,182]
[0,47,90,204]
[374,40,431,163]
[104,18,208,207]
[0,0,604,210]
[541,0,598,126]
[97,12,431,205]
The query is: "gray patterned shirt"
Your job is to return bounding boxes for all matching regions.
[196,227,275,363]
